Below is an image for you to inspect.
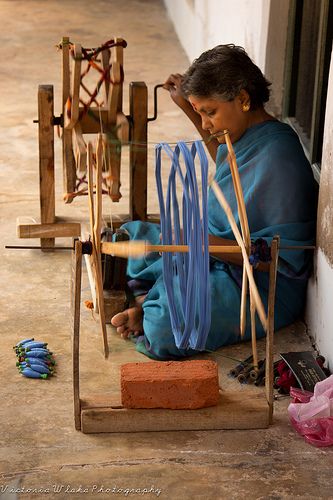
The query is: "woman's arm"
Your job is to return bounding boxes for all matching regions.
[163,74,219,162]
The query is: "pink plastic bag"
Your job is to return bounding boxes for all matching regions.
[288,375,333,447]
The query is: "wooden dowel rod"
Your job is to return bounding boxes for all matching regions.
[150,244,242,254]
[100,241,242,257]
[101,239,313,259]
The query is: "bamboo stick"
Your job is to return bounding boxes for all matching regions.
[95,135,109,358]
[87,136,109,358]
[224,131,258,368]
[224,131,250,338]
[210,179,268,332]
[224,131,250,242]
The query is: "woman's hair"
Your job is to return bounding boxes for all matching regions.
[181,44,271,110]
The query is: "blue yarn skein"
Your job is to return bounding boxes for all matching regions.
[155,140,211,350]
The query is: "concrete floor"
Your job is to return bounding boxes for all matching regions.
[1,1,333,498]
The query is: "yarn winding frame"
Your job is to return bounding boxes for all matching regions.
[16,36,160,250]
[71,137,280,433]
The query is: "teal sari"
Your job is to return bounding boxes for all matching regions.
[122,121,318,359]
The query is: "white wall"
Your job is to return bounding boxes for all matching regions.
[163,0,270,68]
[307,251,333,367]
[306,54,333,369]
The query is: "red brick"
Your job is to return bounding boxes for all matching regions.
[120,360,220,409]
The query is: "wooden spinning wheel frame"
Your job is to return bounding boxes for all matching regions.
[71,132,280,434]
[17,36,161,250]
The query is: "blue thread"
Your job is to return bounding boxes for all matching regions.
[155,140,211,350]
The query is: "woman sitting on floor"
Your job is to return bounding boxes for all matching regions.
[111,44,318,360]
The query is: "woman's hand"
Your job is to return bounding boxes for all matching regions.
[163,73,189,109]
[163,73,219,162]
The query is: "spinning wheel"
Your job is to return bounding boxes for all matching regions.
[70,137,280,433]
[17,37,161,250]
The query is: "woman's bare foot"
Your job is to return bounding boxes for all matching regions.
[111,295,145,339]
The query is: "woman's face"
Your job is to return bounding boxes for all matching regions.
[188,93,249,144]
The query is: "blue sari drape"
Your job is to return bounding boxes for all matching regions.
[122,121,318,359]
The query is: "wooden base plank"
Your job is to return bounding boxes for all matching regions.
[80,391,269,433]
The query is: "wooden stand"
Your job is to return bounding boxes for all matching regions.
[72,236,280,433]
[17,37,158,250]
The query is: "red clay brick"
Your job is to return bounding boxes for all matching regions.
[121,360,220,409]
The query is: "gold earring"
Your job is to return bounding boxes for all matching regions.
[242,103,250,112]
